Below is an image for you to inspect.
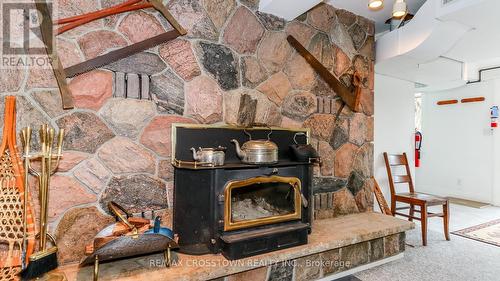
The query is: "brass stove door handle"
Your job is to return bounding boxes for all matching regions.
[301,194,309,208]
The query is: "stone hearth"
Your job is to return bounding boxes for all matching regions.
[0,0,375,265]
[53,213,414,281]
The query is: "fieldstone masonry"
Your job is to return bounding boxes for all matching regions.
[0,0,374,264]
[210,233,405,281]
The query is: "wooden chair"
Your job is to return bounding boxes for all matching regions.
[383,152,450,246]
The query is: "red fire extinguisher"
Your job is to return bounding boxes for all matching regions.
[415,131,422,168]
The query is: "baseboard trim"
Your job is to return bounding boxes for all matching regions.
[316,253,405,281]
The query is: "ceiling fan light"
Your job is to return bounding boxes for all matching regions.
[368,0,384,10]
[392,0,407,18]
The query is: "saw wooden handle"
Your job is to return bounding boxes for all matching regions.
[54,0,186,35]
[55,0,142,24]
[35,0,75,109]
[52,56,75,109]
[55,1,152,35]
[149,0,187,35]
[286,35,362,112]
[36,0,186,110]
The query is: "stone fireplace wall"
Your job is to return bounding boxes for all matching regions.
[0,0,374,264]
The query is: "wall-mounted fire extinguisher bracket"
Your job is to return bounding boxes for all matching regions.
[491,106,499,129]
[415,131,422,168]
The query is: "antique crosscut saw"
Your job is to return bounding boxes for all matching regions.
[36,0,187,109]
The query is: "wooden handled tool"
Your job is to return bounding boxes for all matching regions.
[35,0,187,109]
[54,0,186,35]
[286,35,362,112]
[20,126,35,270]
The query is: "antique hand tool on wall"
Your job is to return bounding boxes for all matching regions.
[286,35,362,113]
[21,124,65,279]
[0,96,36,280]
[35,0,186,109]
[34,1,74,110]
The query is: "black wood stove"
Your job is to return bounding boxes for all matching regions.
[171,124,316,260]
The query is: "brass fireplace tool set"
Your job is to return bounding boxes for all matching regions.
[20,124,65,279]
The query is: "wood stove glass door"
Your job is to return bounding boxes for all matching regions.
[224,176,302,231]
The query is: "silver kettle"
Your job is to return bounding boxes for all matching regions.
[231,127,278,164]
[190,146,226,166]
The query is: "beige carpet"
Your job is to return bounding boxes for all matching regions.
[452,219,500,247]
[446,197,489,208]
[356,227,500,281]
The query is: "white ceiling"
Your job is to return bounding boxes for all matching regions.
[374,0,500,89]
[327,0,427,33]
[441,0,500,63]
[259,0,322,20]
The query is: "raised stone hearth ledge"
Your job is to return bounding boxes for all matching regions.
[54,213,414,281]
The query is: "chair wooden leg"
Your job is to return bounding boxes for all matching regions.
[409,204,414,222]
[443,201,450,241]
[421,203,428,246]
[391,197,396,217]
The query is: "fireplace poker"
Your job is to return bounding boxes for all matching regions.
[20,127,33,270]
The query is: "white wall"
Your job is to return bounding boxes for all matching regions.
[492,79,500,206]
[374,74,416,207]
[416,83,494,203]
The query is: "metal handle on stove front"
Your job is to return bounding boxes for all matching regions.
[264,168,279,176]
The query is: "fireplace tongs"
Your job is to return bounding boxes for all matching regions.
[35,0,186,109]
